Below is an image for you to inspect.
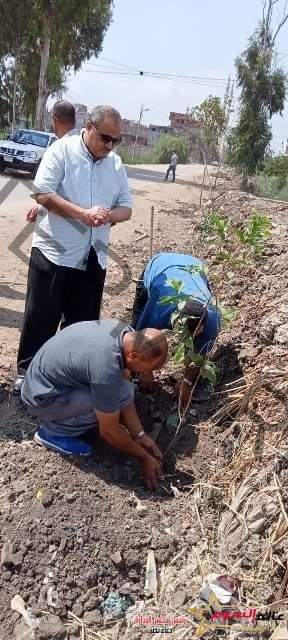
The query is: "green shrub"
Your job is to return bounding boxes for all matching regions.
[118,148,155,165]
[153,135,189,164]
[255,174,288,201]
[262,154,288,179]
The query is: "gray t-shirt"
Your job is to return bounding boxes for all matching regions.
[22,320,133,413]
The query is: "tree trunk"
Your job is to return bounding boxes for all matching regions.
[35,16,51,130]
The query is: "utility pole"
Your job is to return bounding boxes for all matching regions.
[132,104,149,160]
[12,64,17,135]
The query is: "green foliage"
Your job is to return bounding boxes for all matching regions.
[263,154,288,179]
[235,211,272,256]
[255,173,288,201]
[0,0,113,127]
[219,305,239,325]
[256,154,288,194]
[153,135,189,164]
[200,211,230,243]
[159,265,218,383]
[118,148,155,165]
[189,95,226,162]
[227,14,287,179]
[200,209,272,261]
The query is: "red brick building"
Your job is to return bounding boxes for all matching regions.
[169,112,198,130]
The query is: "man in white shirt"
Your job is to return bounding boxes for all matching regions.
[26,100,78,223]
[14,105,132,393]
[164,151,178,182]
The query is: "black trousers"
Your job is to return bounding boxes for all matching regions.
[131,270,148,329]
[17,247,106,371]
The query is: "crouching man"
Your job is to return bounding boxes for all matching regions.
[131,253,222,404]
[21,320,168,490]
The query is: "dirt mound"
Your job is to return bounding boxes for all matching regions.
[0,188,288,639]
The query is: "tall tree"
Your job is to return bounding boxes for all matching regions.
[0,0,113,129]
[188,96,226,163]
[228,0,287,186]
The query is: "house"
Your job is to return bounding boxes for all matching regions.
[169,111,198,132]
[121,119,149,146]
[148,124,172,146]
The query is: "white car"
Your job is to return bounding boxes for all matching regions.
[0,129,57,179]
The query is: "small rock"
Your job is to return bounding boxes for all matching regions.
[40,489,54,507]
[128,569,139,581]
[25,539,33,550]
[58,537,67,553]
[170,590,188,608]
[125,550,138,568]
[37,616,66,640]
[2,570,12,581]
[83,610,102,626]
[275,323,288,347]
[12,551,24,567]
[72,603,83,617]
[66,492,77,503]
[84,596,103,611]
[14,621,35,640]
[86,570,98,588]
[1,540,13,566]
[110,551,123,567]
[157,535,171,550]
[119,582,132,596]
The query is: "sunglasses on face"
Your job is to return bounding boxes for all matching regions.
[91,123,122,146]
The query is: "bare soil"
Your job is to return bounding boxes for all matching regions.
[0,169,288,639]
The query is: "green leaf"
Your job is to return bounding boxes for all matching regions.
[190,353,205,367]
[167,279,184,294]
[179,265,206,277]
[174,344,185,365]
[220,305,239,324]
[201,363,217,385]
[159,295,177,305]
[166,413,179,434]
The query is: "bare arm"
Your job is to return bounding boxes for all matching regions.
[35,192,85,220]
[109,206,132,223]
[95,409,149,460]
[95,409,162,489]
[120,402,162,460]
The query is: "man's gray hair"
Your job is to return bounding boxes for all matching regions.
[89,105,121,125]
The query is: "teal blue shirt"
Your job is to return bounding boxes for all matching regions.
[136,253,221,354]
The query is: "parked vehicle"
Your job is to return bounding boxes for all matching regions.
[0,129,57,179]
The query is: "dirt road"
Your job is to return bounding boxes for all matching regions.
[0,164,208,381]
[0,164,288,639]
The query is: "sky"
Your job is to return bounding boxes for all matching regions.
[64,0,288,151]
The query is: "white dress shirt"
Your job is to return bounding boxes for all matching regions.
[32,133,132,270]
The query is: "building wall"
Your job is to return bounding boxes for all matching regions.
[169,111,198,130]
[148,125,172,146]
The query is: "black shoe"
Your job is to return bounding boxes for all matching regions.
[12,372,25,395]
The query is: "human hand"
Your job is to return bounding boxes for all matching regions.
[138,434,162,461]
[140,455,162,490]
[82,206,110,227]
[26,206,39,222]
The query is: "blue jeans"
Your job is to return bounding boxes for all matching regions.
[22,384,134,438]
[165,165,176,181]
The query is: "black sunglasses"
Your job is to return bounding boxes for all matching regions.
[91,123,122,146]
